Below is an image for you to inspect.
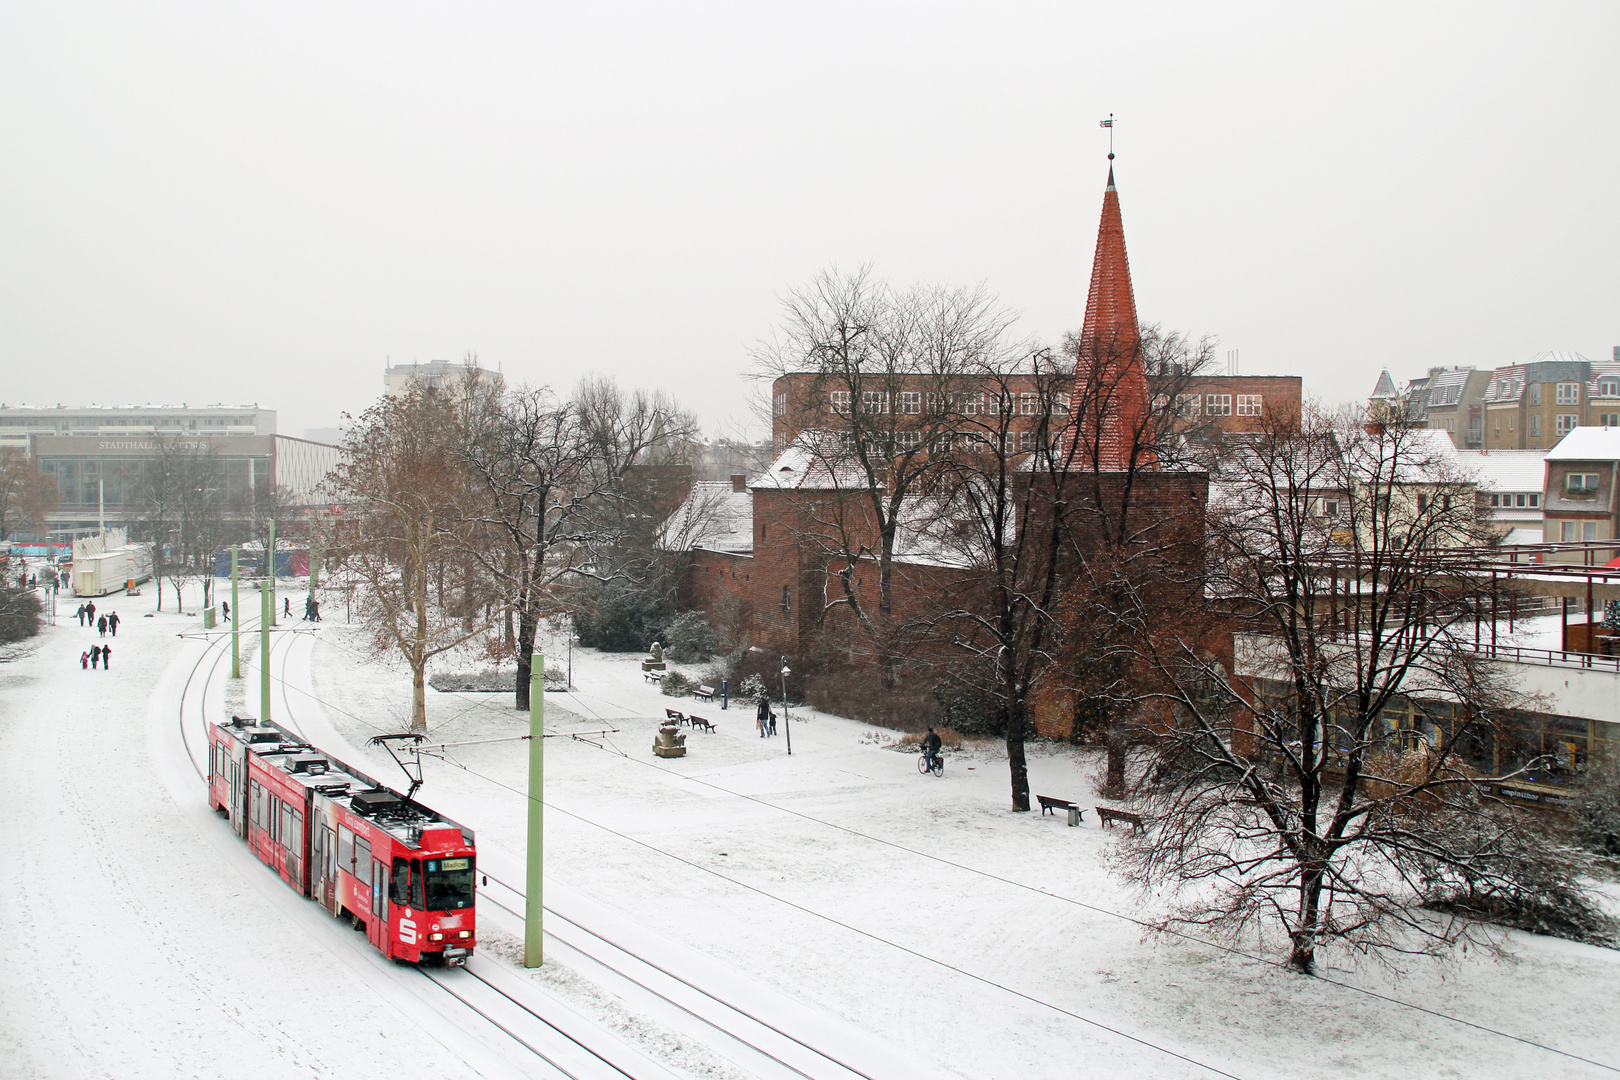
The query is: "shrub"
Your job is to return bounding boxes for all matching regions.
[572,578,672,653]
[739,673,767,700]
[663,610,716,664]
[0,584,42,646]
[1572,756,1620,856]
[660,671,694,696]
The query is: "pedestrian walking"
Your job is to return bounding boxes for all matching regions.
[756,696,770,738]
[90,645,101,669]
[768,709,778,736]
[108,612,120,636]
[76,603,86,626]
[284,596,291,618]
[80,651,89,670]
[311,599,321,622]
[101,644,110,669]
[97,615,107,636]
[221,600,230,621]
[86,600,96,624]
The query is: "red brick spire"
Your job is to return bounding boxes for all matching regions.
[1072,161,1153,471]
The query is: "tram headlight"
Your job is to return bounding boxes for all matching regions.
[458,930,470,939]
[429,932,445,942]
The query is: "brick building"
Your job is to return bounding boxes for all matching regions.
[662,158,1221,737]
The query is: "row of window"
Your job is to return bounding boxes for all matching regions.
[1175,393,1264,418]
[827,390,1070,417]
[1489,492,1540,508]
[826,428,1064,456]
[1486,379,1620,405]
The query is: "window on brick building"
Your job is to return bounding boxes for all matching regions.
[1176,394,1200,418]
[960,392,985,416]
[896,391,921,415]
[1529,384,1542,406]
[894,430,921,452]
[1205,394,1232,416]
[1557,382,1580,404]
[1600,379,1620,397]
[1017,430,1040,453]
[781,585,791,610]
[1019,392,1039,415]
[1601,413,1620,427]
[1566,473,1601,493]
[773,393,787,418]
[926,392,946,414]
[1529,415,1541,437]
[830,391,851,414]
[773,432,786,453]
[1529,493,1539,507]
[861,390,888,414]
[1508,414,1514,431]
[1556,414,1579,435]
[1052,393,1069,413]
[1236,394,1263,416]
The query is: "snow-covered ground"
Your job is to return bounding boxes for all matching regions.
[4,580,1620,1079]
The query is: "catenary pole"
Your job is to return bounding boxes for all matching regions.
[260,583,271,724]
[230,545,240,678]
[268,517,276,627]
[524,657,544,967]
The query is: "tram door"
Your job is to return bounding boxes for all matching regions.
[314,825,337,913]
[368,859,390,955]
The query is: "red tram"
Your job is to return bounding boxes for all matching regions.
[207,715,477,965]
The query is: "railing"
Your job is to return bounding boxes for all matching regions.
[1464,640,1620,673]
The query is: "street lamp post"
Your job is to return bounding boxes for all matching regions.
[780,661,792,756]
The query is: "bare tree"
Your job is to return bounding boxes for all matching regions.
[457,375,697,709]
[326,385,487,733]
[750,267,1018,700]
[1113,405,1605,973]
[138,437,229,613]
[0,449,59,544]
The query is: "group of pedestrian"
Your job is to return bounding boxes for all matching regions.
[301,596,322,622]
[73,599,118,672]
[755,696,778,738]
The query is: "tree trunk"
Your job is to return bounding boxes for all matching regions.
[1289,862,1326,975]
[1104,725,1129,800]
[515,607,538,711]
[1006,732,1031,811]
[410,662,428,733]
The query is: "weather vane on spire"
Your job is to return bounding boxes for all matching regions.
[1099,113,1115,159]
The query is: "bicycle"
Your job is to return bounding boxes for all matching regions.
[917,751,944,777]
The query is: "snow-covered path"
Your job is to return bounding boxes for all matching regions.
[0,595,515,1079]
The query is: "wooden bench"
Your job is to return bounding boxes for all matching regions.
[688,715,716,733]
[1096,806,1143,830]
[644,670,663,684]
[1036,795,1082,820]
[664,708,687,725]
[691,684,716,701]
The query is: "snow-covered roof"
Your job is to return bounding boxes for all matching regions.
[1370,369,1398,400]
[1546,427,1620,462]
[657,480,754,554]
[750,434,879,492]
[1452,449,1547,492]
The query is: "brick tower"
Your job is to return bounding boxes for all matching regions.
[1072,160,1153,471]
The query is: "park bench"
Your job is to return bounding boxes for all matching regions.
[692,684,716,701]
[1095,806,1143,831]
[688,715,716,733]
[644,670,663,684]
[665,708,687,725]
[1036,795,1082,820]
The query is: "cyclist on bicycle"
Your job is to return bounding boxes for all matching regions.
[921,727,942,773]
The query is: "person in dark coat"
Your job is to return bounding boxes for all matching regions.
[97,615,107,636]
[283,596,291,618]
[108,612,119,636]
[76,604,86,626]
[101,644,110,669]
[86,600,96,624]
[755,696,769,738]
[221,600,229,621]
[90,645,101,669]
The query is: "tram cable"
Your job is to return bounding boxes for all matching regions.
[263,628,1620,1076]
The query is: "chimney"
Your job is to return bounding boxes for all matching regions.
[730,474,747,492]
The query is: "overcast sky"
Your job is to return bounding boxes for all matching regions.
[2,2,1616,441]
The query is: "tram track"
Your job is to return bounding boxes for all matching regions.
[172,616,689,1080]
[260,629,921,1080]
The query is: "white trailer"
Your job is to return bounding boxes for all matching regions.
[71,537,154,597]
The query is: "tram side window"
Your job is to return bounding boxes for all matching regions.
[353,837,372,878]
[268,798,279,843]
[337,825,354,873]
[392,858,410,905]
[279,803,293,847]
[251,781,263,829]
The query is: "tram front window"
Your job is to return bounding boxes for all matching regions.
[423,857,475,910]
